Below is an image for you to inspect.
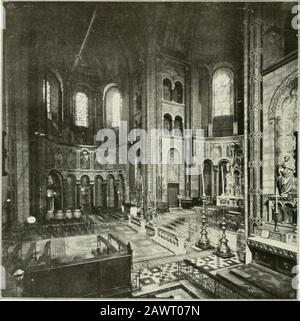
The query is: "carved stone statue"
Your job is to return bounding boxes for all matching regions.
[278,155,295,195]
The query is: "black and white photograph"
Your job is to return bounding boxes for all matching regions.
[0,0,299,302]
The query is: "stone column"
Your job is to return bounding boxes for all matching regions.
[76,182,81,208]
[247,4,264,233]
[214,166,220,199]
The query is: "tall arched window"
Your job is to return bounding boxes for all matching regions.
[75,92,89,127]
[43,71,62,123]
[43,80,51,119]
[163,78,172,101]
[212,68,234,117]
[173,81,183,103]
[105,86,122,128]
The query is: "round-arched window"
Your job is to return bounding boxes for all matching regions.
[105,86,122,128]
[75,92,89,127]
[212,68,234,117]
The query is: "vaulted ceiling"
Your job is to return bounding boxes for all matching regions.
[4,2,245,78]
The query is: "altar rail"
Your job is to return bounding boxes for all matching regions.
[151,225,186,255]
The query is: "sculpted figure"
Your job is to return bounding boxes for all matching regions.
[278,155,295,195]
[80,150,90,169]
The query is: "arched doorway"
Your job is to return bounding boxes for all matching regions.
[218,160,229,195]
[66,174,76,209]
[201,160,213,197]
[117,174,125,207]
[47,170,63,211]
[95,175,104,208]
[107,175,115,208]
[80,175,91,213]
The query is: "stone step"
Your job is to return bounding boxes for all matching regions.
[231,263,296,299]
[216,269,273,299]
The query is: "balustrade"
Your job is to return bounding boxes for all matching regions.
[151,225,186,255]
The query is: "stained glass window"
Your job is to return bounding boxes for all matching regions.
[212,68,234,116]
[75,92,89,127]
[43,80,51,120]
[106,87,122,128]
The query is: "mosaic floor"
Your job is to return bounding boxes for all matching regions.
[187,254,241,274]
[132,253,242,291]
[136,262,179,287]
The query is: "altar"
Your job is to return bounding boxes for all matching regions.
[216,195,244,208]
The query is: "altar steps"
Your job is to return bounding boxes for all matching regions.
[216,263,296,299]
[156,210,199,242]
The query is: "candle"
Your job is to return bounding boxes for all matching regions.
[275,186,278,213]
[221,165,225,196]
[201,164,206,196]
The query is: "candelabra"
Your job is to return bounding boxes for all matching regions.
[196,195,212,250]
[214,201,234,258]
[274,186,279,232]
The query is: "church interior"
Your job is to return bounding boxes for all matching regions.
[1,1,299,299]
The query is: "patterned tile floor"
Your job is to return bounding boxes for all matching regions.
[188,254,241,273]
[135,262,179,287]
[132,253,242,291]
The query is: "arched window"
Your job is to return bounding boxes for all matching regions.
[105,86,122,128]
[75,92,89,127]
[43,80,51,119]
[212,68,234,117]
[174,116,183,135]
[173,81,183,103]
[43,71,62,123]
[163,113,172,134]
[163,78,172,101]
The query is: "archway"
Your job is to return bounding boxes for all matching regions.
[173,81,183,103]
[47,170,63,211]
[117,174,125,207]
[66,174,76,209]
[163,78,172,101]
[95,175,104,208]
[174,116,183,135]
[80,175,91,213]
[163,113,172,134]
[107,175,116,208]
[218,160,229,195]
[203,160,213,197]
